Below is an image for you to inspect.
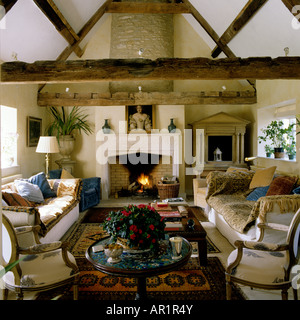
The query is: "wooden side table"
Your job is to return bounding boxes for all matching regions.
[86,236,192,300]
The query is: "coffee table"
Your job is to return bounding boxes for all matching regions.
[86,236,192,300]
[168,207,207,266]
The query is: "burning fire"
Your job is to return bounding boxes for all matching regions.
[138,173,150,186]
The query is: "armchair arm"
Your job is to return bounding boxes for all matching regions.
[257,222,289,232]
[19,241,64,254]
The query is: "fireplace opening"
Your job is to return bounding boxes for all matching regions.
[208,136,232,161]
[116,152,163,197]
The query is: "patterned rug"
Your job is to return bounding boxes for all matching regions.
[36,256,245,300]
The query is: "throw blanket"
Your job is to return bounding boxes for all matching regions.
[206,171,300,234]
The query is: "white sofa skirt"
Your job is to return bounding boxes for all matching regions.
[206,203,295,247]
[40,204,79,243]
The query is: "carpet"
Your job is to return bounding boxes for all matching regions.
[36,257,245,300]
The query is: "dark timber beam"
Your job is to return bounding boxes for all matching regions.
[33,0,84,57]
[2,57,300,83]
[37,90,257,107]
[211,0,268,58]
[106,2,190,14]
[281,0,300,22]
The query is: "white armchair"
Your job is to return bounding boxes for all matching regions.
[225,208,300,300]
[1,213,79,300]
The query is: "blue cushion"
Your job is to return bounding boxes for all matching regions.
[292,186,300,194]
[27,172,56,198]
[246,185,270,201]
[15,180,44,203]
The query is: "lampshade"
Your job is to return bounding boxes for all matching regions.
[36,136,60,153]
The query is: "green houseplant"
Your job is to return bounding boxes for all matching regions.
[47,106,93,159]
[102,204,166,251]
[264,145,273,158]
[258,120,294,159]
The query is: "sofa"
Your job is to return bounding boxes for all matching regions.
[2,172,82,244]
[49,169,101,212]
[195,166,300,246]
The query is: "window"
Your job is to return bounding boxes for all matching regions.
[1,105,18,168]
[257,101,297,160]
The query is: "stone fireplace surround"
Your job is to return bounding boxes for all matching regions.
[96,130,181,200]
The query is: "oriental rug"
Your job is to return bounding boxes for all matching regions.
[36,257,245,300]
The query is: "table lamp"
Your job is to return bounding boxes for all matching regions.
[36,136,60,178]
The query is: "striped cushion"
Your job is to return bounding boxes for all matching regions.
[2,192,32,207]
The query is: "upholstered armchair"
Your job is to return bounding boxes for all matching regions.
[1,213,79,300]
[225,208,300,300]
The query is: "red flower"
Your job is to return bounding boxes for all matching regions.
[138,204,146,209]
[130,234,136,240]
[122,210,131,217]
[149,224,155,231]
[130,225,138,233]
[147,234,151,238]
[107,217,111,221]
[152,239,156,243]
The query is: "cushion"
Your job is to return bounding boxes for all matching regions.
[27,172,56,198]
[249,166,277,189]
[246,185,270,201]
[14,180,44,203]
[292,186,300,194]
[2,191,32,207]
[61,168,74,179]
[266,175,298,196]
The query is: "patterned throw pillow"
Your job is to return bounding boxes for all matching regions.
[2,191,32,207]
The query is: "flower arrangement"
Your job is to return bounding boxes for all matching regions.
[102,204,166,250]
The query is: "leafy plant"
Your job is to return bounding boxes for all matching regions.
[46,106,93,141]
[258,120,294,149]
[102,204,166,250]
[264,145,273,154]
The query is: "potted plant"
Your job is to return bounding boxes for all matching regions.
[102,204,166,252]
[285,142,296,160]
[258,120,294,159]
[264,145,273,158]
[47,106,93,159]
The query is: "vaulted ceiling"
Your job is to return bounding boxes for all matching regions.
[1,0,300,106]
[1,0,300,62]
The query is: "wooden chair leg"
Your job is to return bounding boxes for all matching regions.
[293,288,298,300]
[281,289,288,300]
[226,281,232,300]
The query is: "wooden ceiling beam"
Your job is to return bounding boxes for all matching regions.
[182,0,236,58]
[0,0,17,20]
[57,0,113,61]
[211,0,269,58]
[281,0,300,22]
[33,0,84,58]
[2,57,300,83]
[37,90,257,107]
[106,2,190,14]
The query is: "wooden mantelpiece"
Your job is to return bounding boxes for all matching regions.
[2,57,300,83]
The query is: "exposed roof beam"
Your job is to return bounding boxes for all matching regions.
[182,0,236,58]
[33,0,84,58]
[0,0,17,20]
[211,0,268,58]
[106,2,190,14]
[37,90,256,106]
[2,57,300,83]
[281,0,300,22]
[57,0,113,61]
